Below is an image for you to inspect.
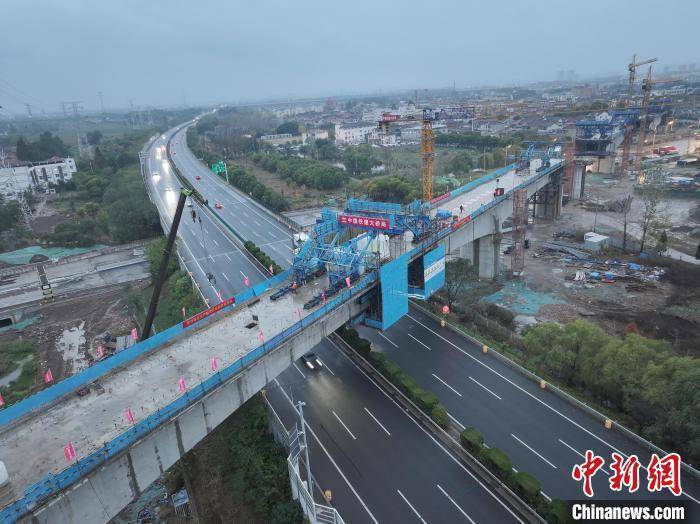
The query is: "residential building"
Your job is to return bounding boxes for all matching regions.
[301,128,329,145]
[335,122,376,145]
[260,133,300,146]
[0,157,77,199]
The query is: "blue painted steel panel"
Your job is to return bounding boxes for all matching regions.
[423,244,445,298]
[380,253,408,330]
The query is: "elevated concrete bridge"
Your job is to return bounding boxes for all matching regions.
[0,150,575,523]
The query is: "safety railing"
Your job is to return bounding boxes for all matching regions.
[430,162,518,208]
[0,271,376,522]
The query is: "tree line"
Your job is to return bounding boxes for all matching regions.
[16,132,70,162]
[523,320,700,466]
[435,131,507,149]
[46,130,161,247]
[252,152,348,190]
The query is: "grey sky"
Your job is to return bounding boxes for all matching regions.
[1,0,697,113]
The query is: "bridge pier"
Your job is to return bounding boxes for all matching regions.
[477,234,500,279]
[570,162,586,200]
[534,181,562,220]
[459,241,476,265]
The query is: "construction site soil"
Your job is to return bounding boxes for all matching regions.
[506,208,700,356]
[1,282,146,386]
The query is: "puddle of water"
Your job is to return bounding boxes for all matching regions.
[0,357,31,387]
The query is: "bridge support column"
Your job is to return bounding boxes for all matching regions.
[535,182,562,220]
[478,235,500,279]
[459,241,475,265]
[570,162,586,200]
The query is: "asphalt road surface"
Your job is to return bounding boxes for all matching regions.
[168,126,296,267]
[358,307,700,506]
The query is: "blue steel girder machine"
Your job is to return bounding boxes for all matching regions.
[292,199,451,286]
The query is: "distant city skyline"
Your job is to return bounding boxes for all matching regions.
[1,0,698,114]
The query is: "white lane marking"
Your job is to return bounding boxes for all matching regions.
[212,238,219,246]
[222,273,230,282]
[558,439,610,476]
[396,490,427,524]
[511,434,557,469]
[254,220,261,227]
[378,332,398,348]
[332,410,357,440]
[447,412,466,431]
[364,407,391,436]
[468,376,502,400]
[273,379,379,524]
[437,484,477,524]
[269,231,278,239]
[408,333,431,350]
[318,358,335,376]
[432,373,462,397]
[406,316,634,450]
[332,344,524,523]
[209,255,215,263]
[225,254,232,262]
[292,363,306,379]
[239,270,247,278]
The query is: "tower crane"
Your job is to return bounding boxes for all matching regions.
[633,67,679,177]
[378,107,471,203]
[618,55,657,177]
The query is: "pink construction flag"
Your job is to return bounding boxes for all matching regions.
[345,276,351,288]
[269,265,274,275]
[244,275,249,287]
[63,442,76,462]
[258,331,265,343]
[321,291,326,303]
[215,289,222,301]
[178,376,186,393]
[0,392,4,407]
[130,327,138,341]
[211,357,218,372]
[97,345,104,359]
[125,407,135,424]
[44,368,54,384]
[182,306,186,320]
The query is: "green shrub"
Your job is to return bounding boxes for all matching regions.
[355,339,372,358]
[541,499,571,524]
[430,405,450,429]
[459,427,484,452]
[510,471,541,505]
[243,240,283,274]
[482,447,512,480]
[382,360,403,380]
[414,390,440,413]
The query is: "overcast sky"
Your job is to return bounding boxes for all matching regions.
[1,0,697,114]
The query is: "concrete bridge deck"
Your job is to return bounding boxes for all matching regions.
[0,272,332,511]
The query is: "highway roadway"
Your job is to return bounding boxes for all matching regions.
[358,307,700,506]
[267,338,521,523]
[153,125,528,522]
[168,126,296,268]
[143,131,269,302]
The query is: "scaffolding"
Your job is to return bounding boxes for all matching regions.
[511,189,528,276]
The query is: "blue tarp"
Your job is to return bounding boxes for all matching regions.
[380,253,408,330]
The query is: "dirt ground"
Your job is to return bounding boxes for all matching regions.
[3,282,146,385]
[510,205,700,356]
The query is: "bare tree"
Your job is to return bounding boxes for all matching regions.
[443,258,476,309]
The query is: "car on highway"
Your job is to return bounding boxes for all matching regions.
[215,202,223,209]
[195,175,201,181]
[301,353,322,371]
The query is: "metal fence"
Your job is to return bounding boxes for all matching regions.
[264,394,345,524]
[0,271,375,523]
